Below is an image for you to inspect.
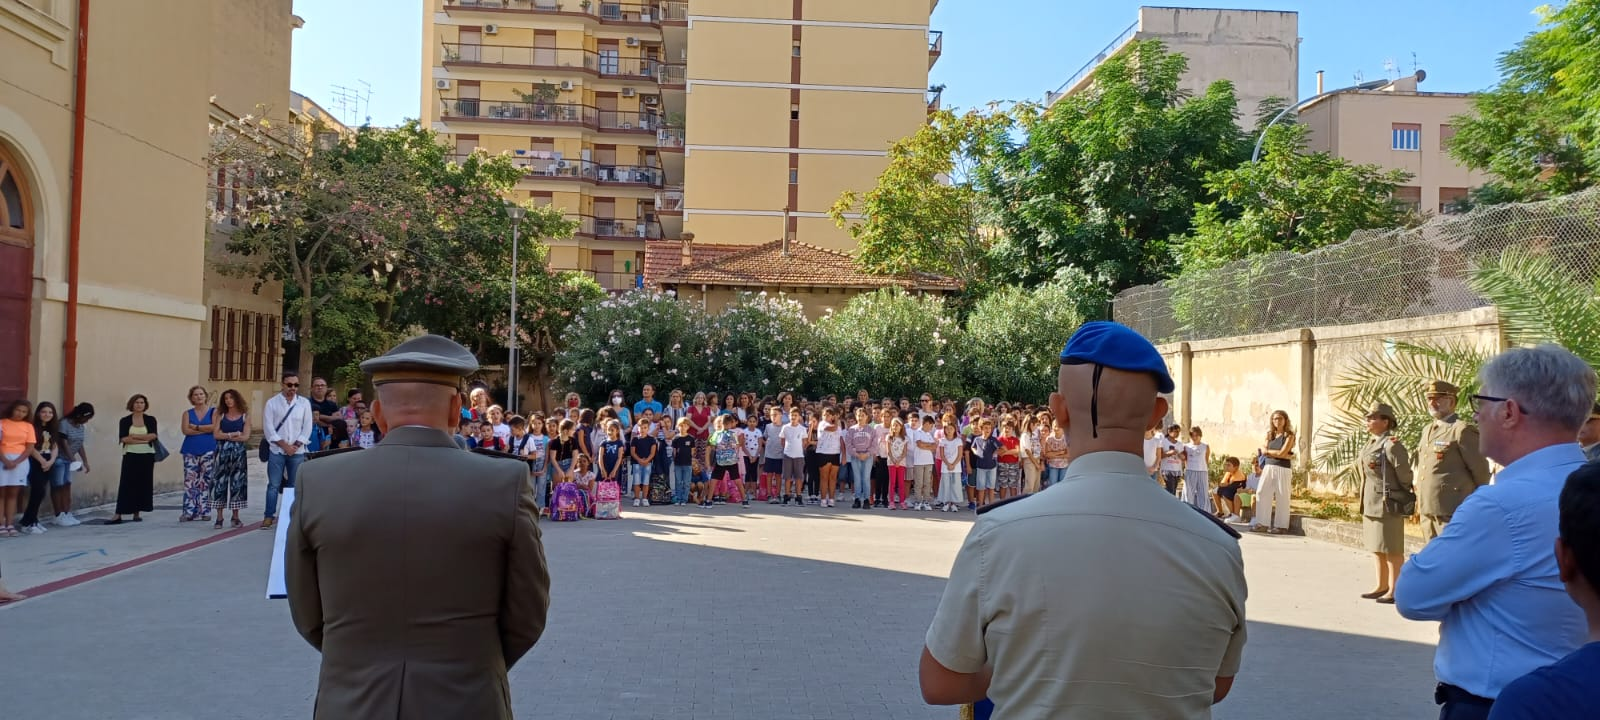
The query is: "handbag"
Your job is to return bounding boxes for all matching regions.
[153,438,170,463]
[259,403,295,462]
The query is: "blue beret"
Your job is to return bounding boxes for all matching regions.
[1060,321,1175,394]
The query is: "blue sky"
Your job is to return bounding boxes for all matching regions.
[290,0,1545,127]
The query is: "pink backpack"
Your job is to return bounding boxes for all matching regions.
[594,480,622,520]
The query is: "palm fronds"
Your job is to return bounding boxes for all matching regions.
[1470,246,1600,362]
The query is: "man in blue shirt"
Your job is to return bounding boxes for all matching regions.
[1395,344,1597,720]
[633,384,664,425]
[1489,461,1600,719]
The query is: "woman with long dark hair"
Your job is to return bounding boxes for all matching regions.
[18,401,65,534]
[210,389,251,529]
[110,394,158,525]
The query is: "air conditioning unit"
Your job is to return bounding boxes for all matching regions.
[625,36,639,46]
[559,80,574,91]
[435,79,453,90]
[622,87,636,97]
[644,95,658,105]
[556,160,570,169]
[483,23,500,34]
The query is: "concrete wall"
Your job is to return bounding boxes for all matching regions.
[1160,307,1503,495]
[1134,7,1299,125]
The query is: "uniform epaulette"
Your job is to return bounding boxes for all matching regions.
[1188,503,1242,539]
[975,493,1033,515]
[470,447,525,463]
[306,446,364,461]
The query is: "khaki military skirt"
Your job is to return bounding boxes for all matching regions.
[1363,514,1405,554]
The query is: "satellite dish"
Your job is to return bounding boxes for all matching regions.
[1415,69,1427,83]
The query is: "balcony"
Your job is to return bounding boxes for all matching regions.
[440,98,664,134]
[558,214,662,240]
[928,30,942,68]
[551,266,642,293]
[656,126,684,150]
[656,187,683,213]
[441,43,664,81]
[1047,19,1138,104]
[450,151,665,187]
[659,1,687,24]
[658,62,686,87]
[442,0,668,28]
[927,86,943,113]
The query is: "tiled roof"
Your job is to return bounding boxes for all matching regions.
[641,239,747,289]
[656,239,960,291]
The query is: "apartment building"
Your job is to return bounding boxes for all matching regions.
[1299,72,1490,214]
[1047,6,1298,127]
[422,0,940,290]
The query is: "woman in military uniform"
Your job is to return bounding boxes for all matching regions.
[1359,402,1414,604]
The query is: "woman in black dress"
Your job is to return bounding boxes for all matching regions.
[110,394,158,524]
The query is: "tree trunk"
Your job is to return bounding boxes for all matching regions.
[529,355,554,415]
[297,303,315,379]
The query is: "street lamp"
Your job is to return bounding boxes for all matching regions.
[1251,77,1393,163]
[506,203,526,416]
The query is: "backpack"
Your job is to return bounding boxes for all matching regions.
[551,482,583,522]
[713,431,738,466]
[594,480,622,520]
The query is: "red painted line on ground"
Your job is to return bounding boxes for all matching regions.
[15,522,266,600]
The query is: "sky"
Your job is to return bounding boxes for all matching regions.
[289,0,1546,128]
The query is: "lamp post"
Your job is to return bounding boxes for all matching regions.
[1251,78,1391,163]
[506,203,526,416]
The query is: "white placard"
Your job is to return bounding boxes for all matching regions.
[265,487,296,600]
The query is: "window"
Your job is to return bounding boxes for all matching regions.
[1393,185,1422,213]
[1392,123,1421,151]
[788,169,798,184]
[1439,124,1457,150]
[1439,187,1469,214]
[792,41,801,57]
[790,104,800,121]
[209,307,281,382]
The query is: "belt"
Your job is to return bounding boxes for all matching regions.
[1435,683,1494,707]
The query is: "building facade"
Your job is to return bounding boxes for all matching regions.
[1047,6,1298,127]
[421,0,940,289]
[1,0,297,505]
[1299,73,1489,215]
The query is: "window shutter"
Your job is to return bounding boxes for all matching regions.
[209,307,222,380]
[226,309,239,381]
[253,312,265,380]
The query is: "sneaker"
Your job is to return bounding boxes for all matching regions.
[768,497,780,504]
[644,500,651,507]
[851,498,861,509]
[742,500,750,508]
[1225,514,1243,523]
[22,524,45,535]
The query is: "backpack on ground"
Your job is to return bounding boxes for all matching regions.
[551,482,583,522]
[594,480,623,520]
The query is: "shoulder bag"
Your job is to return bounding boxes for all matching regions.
[259,402,295,462]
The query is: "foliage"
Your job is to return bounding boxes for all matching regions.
[1313,247,1600,488]
[1177,122,1415,270]
[978,40,1250,291]
[1448,0,1600,199]
[703,292,823,395]
[962,282,1090,403]
[830,109,1009,292]
[554,291,711,404]
[815,288,966,400]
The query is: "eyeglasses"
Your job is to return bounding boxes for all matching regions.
[284,383,299,388]
[1470,394,1524,414]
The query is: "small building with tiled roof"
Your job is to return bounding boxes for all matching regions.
[647,235,960,319]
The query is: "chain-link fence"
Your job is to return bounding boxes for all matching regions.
[1113,188,1600,343]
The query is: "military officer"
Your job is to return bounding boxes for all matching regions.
[1360,402,1414,604]
[286,334,550,720]
[1412,380,1491,539]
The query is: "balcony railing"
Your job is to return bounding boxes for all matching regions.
[443,0,669,26]
[658,63,686,86]
[551,266,643,293]
[656,187,683,212]
[450,152,665,186]
[928,30,943,66]
[557,214,663,240]
[656,127,685,149]
[441,43,664,80]
[927,86,943,112]
[1048,19,1139,103]
[658,1,687,22]
[440,98,664,133]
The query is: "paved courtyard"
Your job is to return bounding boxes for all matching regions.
[0,496,1442,719]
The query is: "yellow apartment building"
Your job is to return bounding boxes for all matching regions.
[1299,72,1490,215]
[2,0,298,506]
[421,0,941,290]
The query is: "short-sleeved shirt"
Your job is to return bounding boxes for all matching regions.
[815,420,842,454]
[0,418,35,455]
[940,436,964,467]
[549,435,579,464]
[970,435,999,470]
[778,423,808,458]
[600,439,626,474]
[910,428,937,466]
[926,451,1247,720]
[1489,643,1600,720]
[740,427,763,457]
[763,423,786,459]
[629,434,657,463]
[60,419,88,457]
[670,436,696,467]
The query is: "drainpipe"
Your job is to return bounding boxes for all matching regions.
[63,0,90,407]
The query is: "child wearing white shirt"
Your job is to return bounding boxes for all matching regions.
[1181,426,1211,511]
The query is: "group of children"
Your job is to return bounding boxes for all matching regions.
[1145,424,1256,522]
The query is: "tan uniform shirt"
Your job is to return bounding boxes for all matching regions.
[926,451,1248,720]
[1361,434,1414,518]
[1411,414,1490,518]
[286,426,551,720]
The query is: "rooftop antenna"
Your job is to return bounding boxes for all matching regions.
[1411,51,1421,76]
[329,81,374,127]
[1383,57,1399,80]
[1352,69,1365,84]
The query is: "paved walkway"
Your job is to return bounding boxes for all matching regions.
[0,499,1442,719]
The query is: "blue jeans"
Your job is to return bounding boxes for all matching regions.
[849,457,874,500]
[973,467,997,491]
[631,462,653,489]
[532,464,549,511]
[1044,466,1069,487]
[671,465,692,504]
[265,451,306,519]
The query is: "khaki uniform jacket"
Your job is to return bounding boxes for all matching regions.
[286,426,551,720]
[1360,434,1414,519]
[1411,414,1491,518]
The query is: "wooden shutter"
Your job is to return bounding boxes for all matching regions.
[268,315,281,378]
[226,309,239,381]
[252,312,266,381]
[209,307,222,380]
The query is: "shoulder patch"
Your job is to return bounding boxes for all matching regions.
[305,446,363,461]
[1188,503,1242,539]
[975,493,1033,515]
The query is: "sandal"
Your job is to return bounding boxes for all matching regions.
[232,518,243,529]
[214,518,224,530]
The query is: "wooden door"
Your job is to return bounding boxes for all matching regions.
[0,147,34,404]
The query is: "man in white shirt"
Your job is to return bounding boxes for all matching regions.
[263,372,314,529]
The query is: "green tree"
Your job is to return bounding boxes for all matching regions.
[830,109,1009,291]
[703,292,821,394]
[978,40,1249,291]
[553,290,711,404]
[1313,247,1600,489]
[962,282,1092,402]
[815,288,964,399]
[1448,0,1600,200]
[1177,122,1414,270]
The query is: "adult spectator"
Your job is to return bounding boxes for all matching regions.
[917,394,940,423]
[1251,410,1295,535]
[307,377,339,451]
[1395,344,1596,720]
[1358,402,1414,604]
[52,402,94,526]
[1579,402,1600,463]
[1414,380,1492,540]
[287,334,550,718]
[262,372,314,530]
[609,389,632,429]
[338,389,364,428]
[179,385,217,523]
[921,322,1246,718]
[210,389,251,529]
[109,394,158,525]
[634,384,664,423]
[1487,461,1600,719]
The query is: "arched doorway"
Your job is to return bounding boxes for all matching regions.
[0,144,33,403]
